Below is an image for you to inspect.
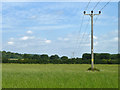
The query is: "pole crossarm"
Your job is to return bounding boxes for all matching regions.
[84,14,91,15]
[94,14,100,15]
[83,10,101,70]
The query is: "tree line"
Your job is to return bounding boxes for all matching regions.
[1,51,119,64]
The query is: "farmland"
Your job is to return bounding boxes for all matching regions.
[2,64,118,88]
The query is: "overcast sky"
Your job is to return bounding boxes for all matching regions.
[2,2,118,57]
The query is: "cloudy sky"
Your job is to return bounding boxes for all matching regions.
[2,2,118,57]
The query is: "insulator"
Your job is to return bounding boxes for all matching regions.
[99,11,101,14]
[91,11,93,14]
[84,11,86,14]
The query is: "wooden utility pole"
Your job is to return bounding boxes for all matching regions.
[72,52,74,58]
[84,11,101,70]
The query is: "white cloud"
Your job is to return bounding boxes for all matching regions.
[4,29,118,58]
[58,37,63,40]
[113,37,118,42]
[64,38,69,41]
[2,2,118,58]
[26,24,77,31]
[93,36,97,40]
[114,37,118,41]
[8,41,14,45]
[94,41,98,46]
[30,15,37,19]
[10,37,14,40]
[20,36,34,40]
[20,36,29,40]
[89,35,97,40]
[84,43,90,46]
[45,40,51,44]
[58,37,69,41]
[27,30,33,34]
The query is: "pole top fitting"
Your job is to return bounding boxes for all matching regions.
[91,11,93,14]
[84,11,86,14]
[99,11,101,14]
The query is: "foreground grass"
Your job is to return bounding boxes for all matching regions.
[2,64,118,88]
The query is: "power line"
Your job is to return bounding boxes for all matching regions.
[100,0,111,11]
[75,0,102,57]
[73,0,91,56]
[94,0,111,25]
[77,0,112,58]
[75,18,90,55]
[73,0,111,57]
[80,0,111,56]
[92,0,102,10]
[85,0,92,10]
[78,32,90,57]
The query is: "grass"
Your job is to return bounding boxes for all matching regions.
[2,64,118,88]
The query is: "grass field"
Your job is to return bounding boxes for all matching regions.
[2,64,118,88]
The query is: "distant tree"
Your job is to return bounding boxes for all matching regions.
[1,51,119,64]
[23,54,31,59]
[2,57,8,63]
[75,58,82,64]
[110,54,118,60]
[50,55,60,64]
[99,53,110,59]
[40,54,49,64]
[61,56,68,63]
[82,53,91,60]
[61,56,68,60]
[2,51,6,54]
[32,54,40,60]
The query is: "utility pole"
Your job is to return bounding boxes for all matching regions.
[84,11,101,70]
[72,52,74,58]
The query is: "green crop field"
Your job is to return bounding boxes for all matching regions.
[2,64,118,88]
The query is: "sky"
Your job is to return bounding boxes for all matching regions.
[2,2,118,58]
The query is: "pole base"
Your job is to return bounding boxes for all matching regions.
[87,67,100,71]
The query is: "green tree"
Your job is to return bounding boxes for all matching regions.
[61,56,68,63]
[40,54,49,64]
[50,55,60,64]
